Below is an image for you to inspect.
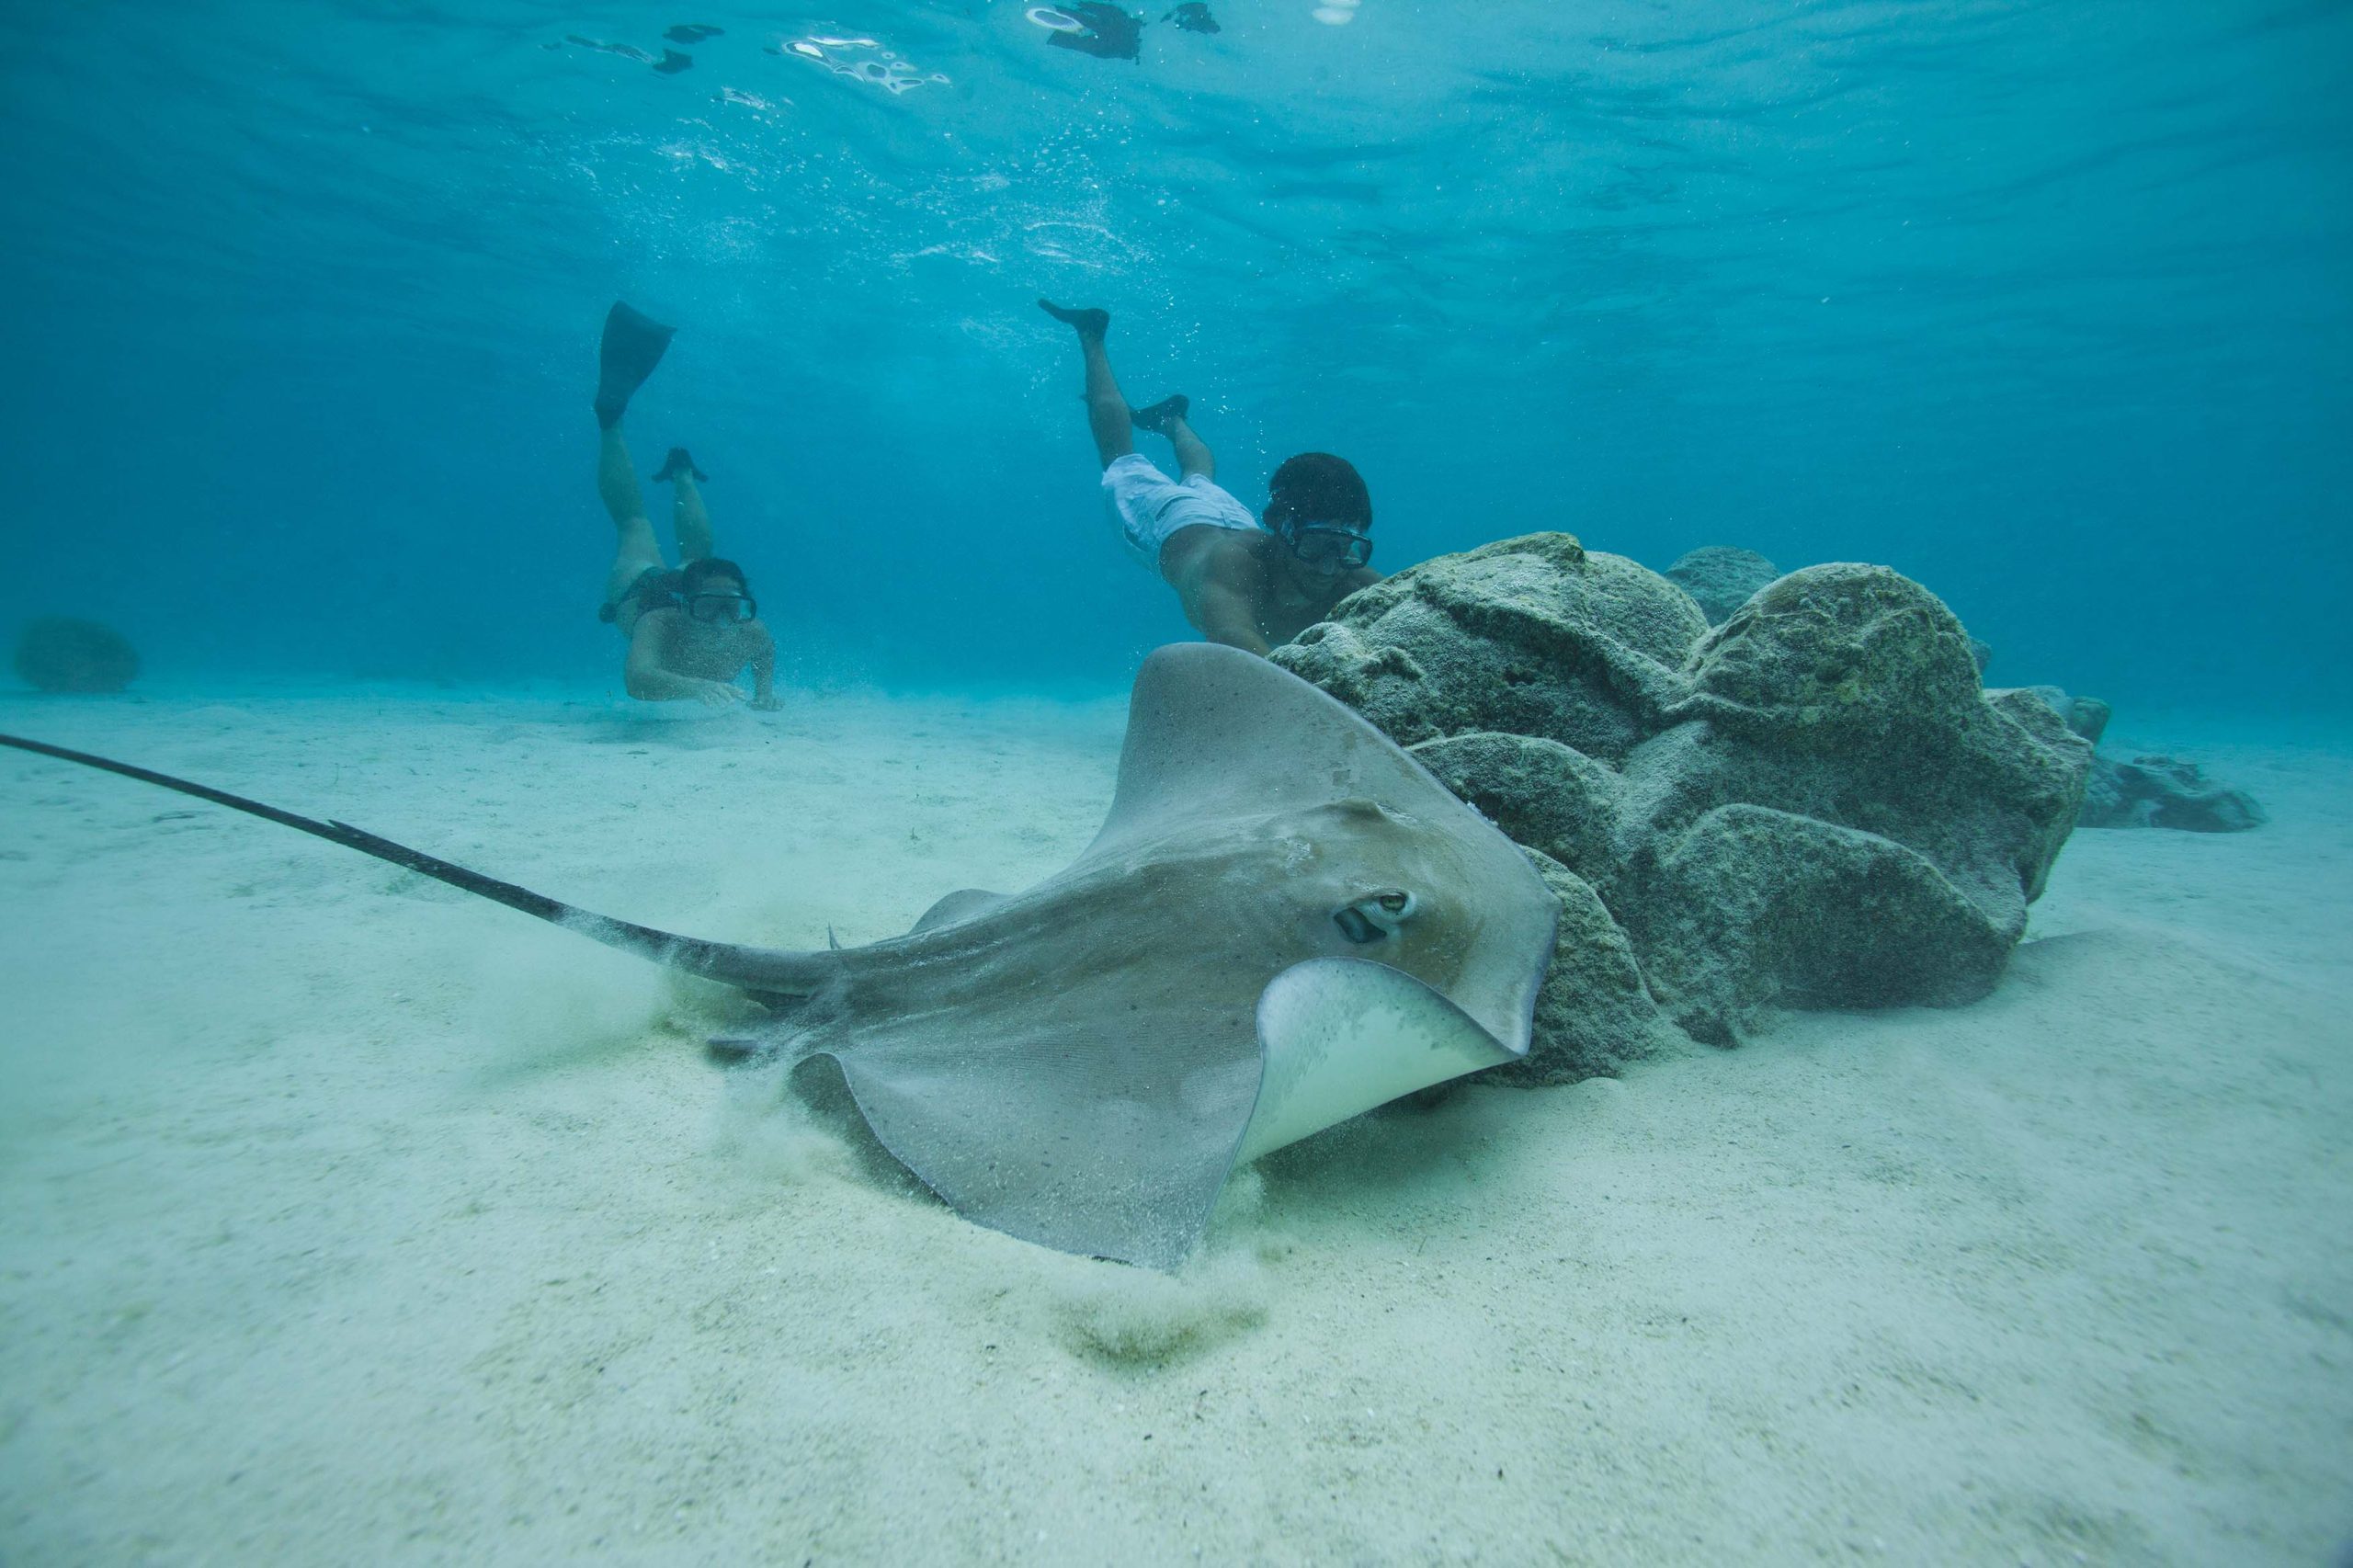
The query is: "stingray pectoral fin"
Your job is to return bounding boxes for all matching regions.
[1237,958,1522,1165]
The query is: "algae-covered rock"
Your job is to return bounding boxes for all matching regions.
[1664,546,1779,626]
[2018,687,2261,832]
[2081,755,2267,832]
[2064,695,2110,745]
[1495,850,1683,1083]
[1275,533,1705,764]
[2023,685,2109,745]
[1279,537,2086,1072]
[14,618,140,694]
[1676,564,1985,748]
[1623,805,2022,1045]
[1409,731,1621,884]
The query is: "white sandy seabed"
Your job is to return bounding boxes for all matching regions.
[0,683,2347,1566]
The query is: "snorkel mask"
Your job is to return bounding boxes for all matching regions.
[687,590,757,624]
[1273,516,1373,574]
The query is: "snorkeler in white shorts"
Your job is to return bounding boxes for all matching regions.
[1040,299,1381,656]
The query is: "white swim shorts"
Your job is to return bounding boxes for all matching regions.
[1101,452,1263,574]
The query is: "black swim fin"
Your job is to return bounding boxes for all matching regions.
[596,301,676,428]
[1131,394,1188,434]
[653,447,708,483]
[1038,298,1110,337]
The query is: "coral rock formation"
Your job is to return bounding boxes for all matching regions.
[1664,545,1779,626]
[1275,534,2091,1075]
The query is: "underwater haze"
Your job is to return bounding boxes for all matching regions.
[8,5,2353,1563]
[0,0,2347,707]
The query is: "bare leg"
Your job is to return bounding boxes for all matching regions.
[1040,300,1133,467]
[1165,414,1213,482]
[1076,335,1137,466]
[598,426,664,602]
[671,469,714,562]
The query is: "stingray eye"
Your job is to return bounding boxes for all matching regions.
[1334,889,1416,944]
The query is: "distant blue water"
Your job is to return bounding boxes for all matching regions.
[0,1,2345,712]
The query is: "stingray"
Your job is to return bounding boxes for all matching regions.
[0,644,1558,1267]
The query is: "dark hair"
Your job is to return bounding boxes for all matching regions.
[680,557,749,595]
[1266,452,1371,530]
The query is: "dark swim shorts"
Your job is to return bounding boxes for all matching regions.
[597,566,683,625]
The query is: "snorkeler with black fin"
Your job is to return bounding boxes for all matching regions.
[1039,298,1380,657]
[592,301,779,710]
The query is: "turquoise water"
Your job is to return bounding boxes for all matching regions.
[4,7,2353,1560]
[1,1,2345,706]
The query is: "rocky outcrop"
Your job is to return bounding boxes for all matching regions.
[1290,534,1702,765]
[2080,755,2267,832]
[2025,686,2109,745]
[1514,850,1687,1083]
[2021,686,2262,832]
[14,618,140,694]
[1279,534,2091,1074]
[1664,546,1779,626]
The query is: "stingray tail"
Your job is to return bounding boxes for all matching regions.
[0,731,833,998]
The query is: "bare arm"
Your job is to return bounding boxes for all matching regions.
[1188,581,1270,655]
[1167,535,1272,656]
[623,613,744,706]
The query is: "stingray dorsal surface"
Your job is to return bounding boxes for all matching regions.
[790,643,1559,1268]
[1088,643,1557,1056]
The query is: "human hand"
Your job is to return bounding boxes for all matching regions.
[696,680,746,708]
